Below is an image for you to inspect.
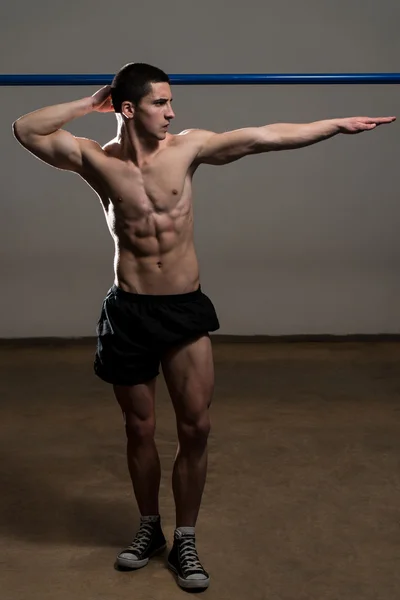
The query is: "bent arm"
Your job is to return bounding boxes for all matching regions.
[12,97,95,171]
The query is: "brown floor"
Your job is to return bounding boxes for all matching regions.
[1,341,400,600]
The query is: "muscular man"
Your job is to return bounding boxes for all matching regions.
[13,63,395,590]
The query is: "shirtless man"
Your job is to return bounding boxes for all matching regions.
[13,62,395,590]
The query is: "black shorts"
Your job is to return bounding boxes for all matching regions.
[94,284,220,386]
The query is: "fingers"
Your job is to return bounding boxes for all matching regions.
[342,115,395,134]
[92,85,112,100]
[365,116,396,124]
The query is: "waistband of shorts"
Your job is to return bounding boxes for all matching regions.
[109,284,202,303]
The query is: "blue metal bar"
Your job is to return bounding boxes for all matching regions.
[1,73,400,86]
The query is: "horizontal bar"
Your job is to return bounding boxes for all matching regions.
[1,73,400,86]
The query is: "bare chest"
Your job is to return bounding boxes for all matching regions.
[114,163,192,219]
[92,149,193,218]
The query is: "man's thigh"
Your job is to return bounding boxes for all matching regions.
[113,379,158,437]
[161,335,214,420]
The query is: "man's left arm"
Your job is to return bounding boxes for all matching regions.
[194,116,396,165]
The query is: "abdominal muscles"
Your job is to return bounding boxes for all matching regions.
[104,194,197,291]
[109,197,193,256]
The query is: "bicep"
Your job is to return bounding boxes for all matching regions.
[196,128,264,165]
[13,126,84,172]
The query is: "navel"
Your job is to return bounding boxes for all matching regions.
[172,189,178,195]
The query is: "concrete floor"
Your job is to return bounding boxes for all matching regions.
[1,341,400,600]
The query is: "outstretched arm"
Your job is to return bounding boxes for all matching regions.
[194,116,396,165]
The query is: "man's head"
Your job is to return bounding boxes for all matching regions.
[111,63,175,140]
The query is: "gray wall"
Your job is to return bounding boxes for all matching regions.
[1,0,399,337]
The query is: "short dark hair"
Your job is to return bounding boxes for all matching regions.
[111,63,170,113]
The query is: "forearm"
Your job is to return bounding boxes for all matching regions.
[261,119,341,151]
[13,96,94,138]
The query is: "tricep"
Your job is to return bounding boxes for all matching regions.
[13,125,83,172]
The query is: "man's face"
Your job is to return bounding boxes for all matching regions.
[134,82,175,140]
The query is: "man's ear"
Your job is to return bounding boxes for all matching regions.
[121,101,135,119]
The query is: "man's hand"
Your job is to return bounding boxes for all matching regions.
[91,85,114,113]
[337,116,396,134]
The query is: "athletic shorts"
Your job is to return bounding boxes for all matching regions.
[94,284,220,386]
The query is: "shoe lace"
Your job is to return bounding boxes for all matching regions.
[127,522,154,555]
[179,536,204,573]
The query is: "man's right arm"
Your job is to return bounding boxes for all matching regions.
[12,86,112,172]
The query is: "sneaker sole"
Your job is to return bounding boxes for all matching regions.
[117,543,167,570]
[168,562,210,589]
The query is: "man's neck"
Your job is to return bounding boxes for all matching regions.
[117,123,162,167]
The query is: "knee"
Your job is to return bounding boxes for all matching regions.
[178,413,211,447]
[125,416,156,444]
